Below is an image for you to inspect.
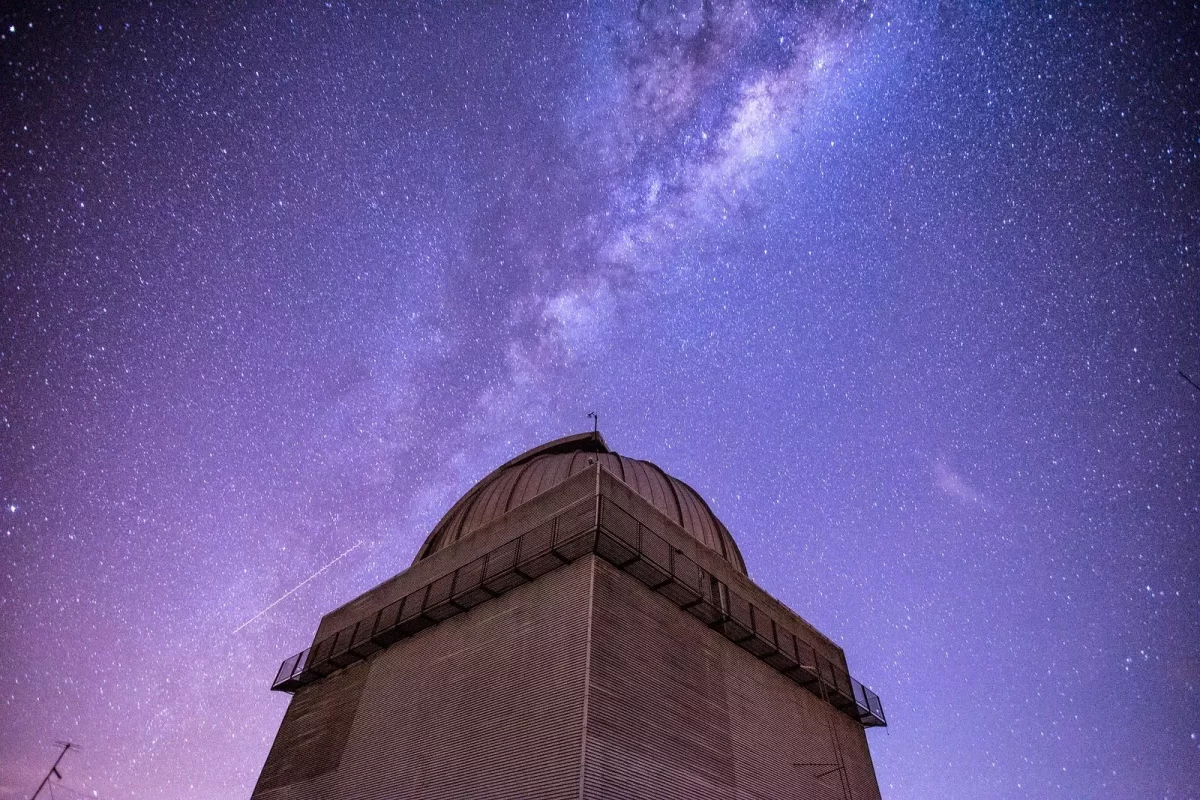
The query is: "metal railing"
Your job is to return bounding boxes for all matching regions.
[271,491,886,728]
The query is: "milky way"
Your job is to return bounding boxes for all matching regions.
[2,2,1198,798]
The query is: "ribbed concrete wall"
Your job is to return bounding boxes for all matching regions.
[254,657,369,795]
[584,559,881,800]
[253,557,593,800]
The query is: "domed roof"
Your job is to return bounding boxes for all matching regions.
[415,432,747,574]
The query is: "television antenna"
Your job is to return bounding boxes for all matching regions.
[31,741,77,800]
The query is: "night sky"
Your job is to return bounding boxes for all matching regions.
[2,1,1198,798]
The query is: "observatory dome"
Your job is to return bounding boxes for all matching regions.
[415,432,747,574]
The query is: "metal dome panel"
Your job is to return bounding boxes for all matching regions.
[415,432,746,574]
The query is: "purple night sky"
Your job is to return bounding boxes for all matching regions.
[2,2,1197,797]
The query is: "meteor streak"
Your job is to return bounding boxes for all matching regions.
[233,540,365,633]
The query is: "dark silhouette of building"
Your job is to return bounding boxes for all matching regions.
[255,432,886,799]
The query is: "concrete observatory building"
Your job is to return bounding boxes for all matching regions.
[255,432,886,799]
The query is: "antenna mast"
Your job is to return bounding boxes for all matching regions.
[31,741,75,800]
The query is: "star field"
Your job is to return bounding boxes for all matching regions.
[2,2,1198,798]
